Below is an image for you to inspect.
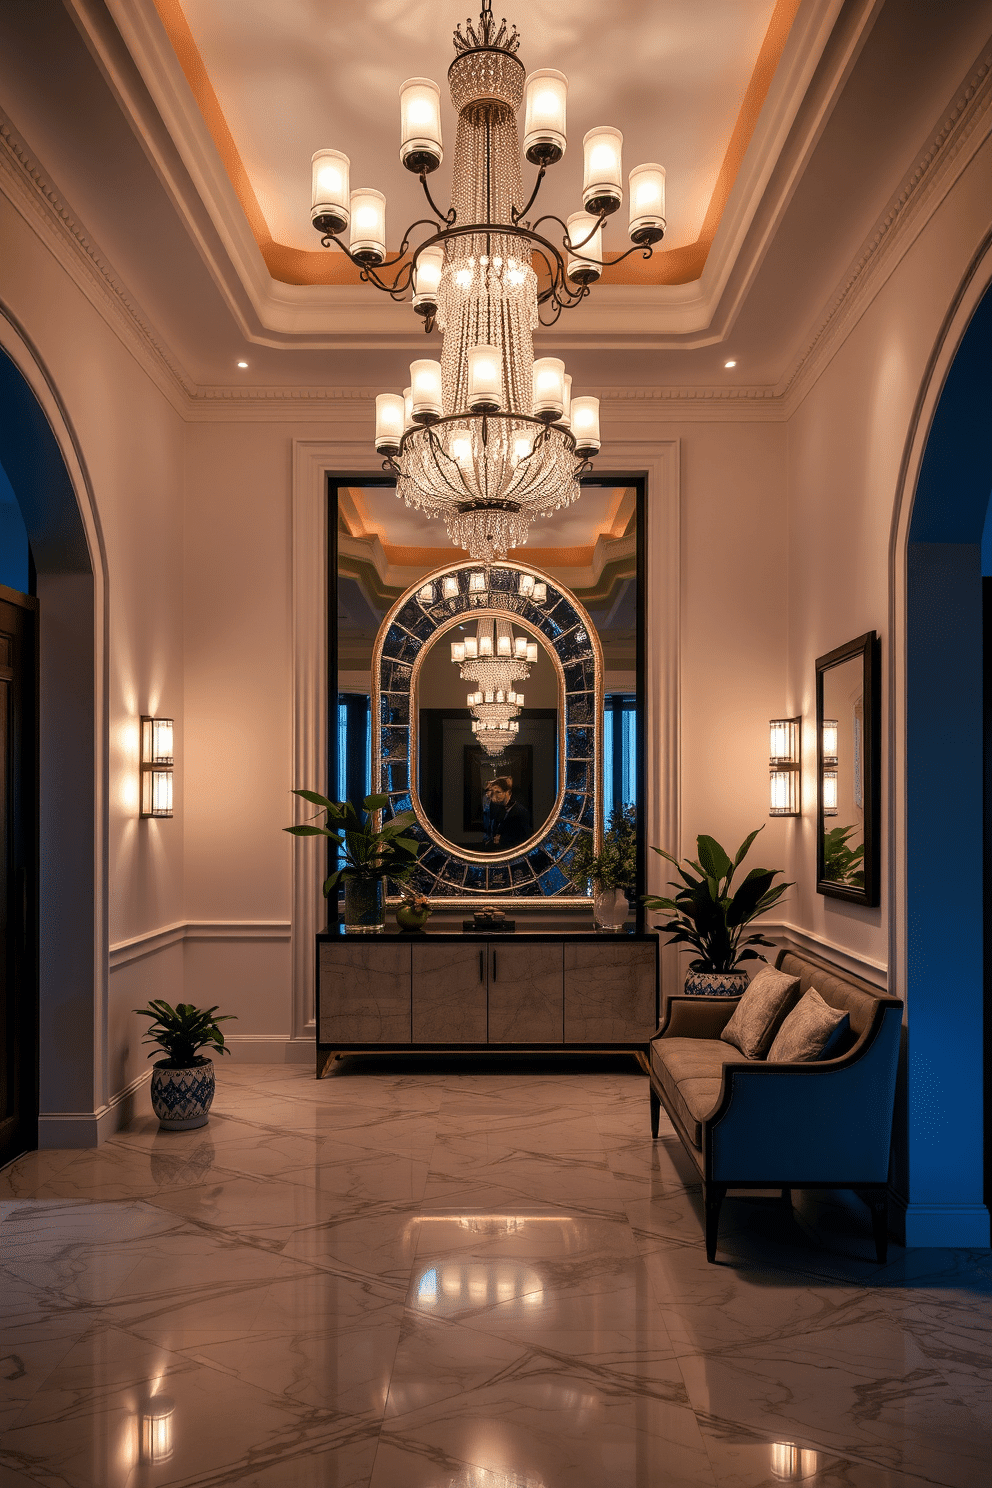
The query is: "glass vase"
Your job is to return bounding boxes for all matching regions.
[343,877,385,934]
[593,886,629,932]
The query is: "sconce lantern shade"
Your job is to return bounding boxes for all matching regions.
[410,359,443,422]
[822,718,839,763]
[822,767,839,815]
[768,716,801,817]
[140,1395,175,1464]
[140,716,174,818]
[570,396,601,456]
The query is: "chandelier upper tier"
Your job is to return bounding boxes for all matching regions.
[308,2,667,561]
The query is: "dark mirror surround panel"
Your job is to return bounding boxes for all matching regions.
[815,631,881,906]
[374,561,603,902]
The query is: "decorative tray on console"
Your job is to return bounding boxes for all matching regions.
[463,910,516,933]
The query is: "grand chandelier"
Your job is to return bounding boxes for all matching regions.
[308,2,666,561]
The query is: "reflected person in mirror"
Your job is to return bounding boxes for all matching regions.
[483,776,530,851]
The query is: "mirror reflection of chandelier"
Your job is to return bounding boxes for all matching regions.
[452,617,536,758]
[308,2,667,562]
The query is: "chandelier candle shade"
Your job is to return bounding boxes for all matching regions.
[307,0,668,561]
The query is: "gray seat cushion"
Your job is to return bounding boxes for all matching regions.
[650,1037,750,1146]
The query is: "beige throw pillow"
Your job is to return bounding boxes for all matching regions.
[767,987,849,1063]
[719,965,802,1059]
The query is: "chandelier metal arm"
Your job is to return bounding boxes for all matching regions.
[511,164,547,226]
[418,171,457,226]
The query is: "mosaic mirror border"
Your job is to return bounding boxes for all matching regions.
[373,561,604,903]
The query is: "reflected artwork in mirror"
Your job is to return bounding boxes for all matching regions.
[815,631,880,906]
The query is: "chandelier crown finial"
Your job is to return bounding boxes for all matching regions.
[453,1,520,57]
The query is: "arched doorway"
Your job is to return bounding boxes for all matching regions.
[0,318,108,1152]
[901,279,992,1244]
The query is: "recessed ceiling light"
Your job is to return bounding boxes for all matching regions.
[237,360,248,369]
[724,359,737,368]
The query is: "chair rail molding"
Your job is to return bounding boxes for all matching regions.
[290,437,682,1024]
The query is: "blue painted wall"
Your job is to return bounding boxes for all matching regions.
[0,458,29,593]
[905,283,992,1244]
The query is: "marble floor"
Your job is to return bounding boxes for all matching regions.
[0,1059,989,1488]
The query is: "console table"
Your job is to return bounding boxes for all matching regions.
[315,930,659,1076]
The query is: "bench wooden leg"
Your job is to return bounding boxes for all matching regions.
[866,1187,888,1264]
[704,1182,726,1262]
[649,1086,661,1138]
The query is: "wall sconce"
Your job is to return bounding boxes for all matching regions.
[139,1394,175,1464]
[822,717,838,764]
[140,716,174,818]
[822,767,839,816]
[768,717,801,816]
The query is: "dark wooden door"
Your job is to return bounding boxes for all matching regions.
[0,587,38,1167]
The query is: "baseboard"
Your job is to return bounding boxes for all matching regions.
[890,1190,990,1248]
[38,1068,152,1149]
[223,1035,314,1064]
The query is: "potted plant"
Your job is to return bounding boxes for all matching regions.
[285,790,419,933]
[643,828,792,995]
[823,824,865,888]
[569,804,637,931]
[395,885,433,932]
[134,1000,236,1130]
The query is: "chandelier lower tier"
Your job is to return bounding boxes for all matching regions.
[307,1,668,562]
[395,412,581,562]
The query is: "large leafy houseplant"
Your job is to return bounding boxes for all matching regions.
[285,791,420,930]
[643,829,791,976]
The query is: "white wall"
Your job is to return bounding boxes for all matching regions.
[0,183,186,1139]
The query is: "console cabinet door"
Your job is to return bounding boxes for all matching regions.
[487,943,563,1043]
[563,942,657,1042]
[412,942,488,1043]
[319,942,411,1044]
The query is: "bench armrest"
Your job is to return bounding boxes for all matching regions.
[705,1006,902,1183]
[657,995,740,1040]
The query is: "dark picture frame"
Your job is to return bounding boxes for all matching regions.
[815,631,881,906]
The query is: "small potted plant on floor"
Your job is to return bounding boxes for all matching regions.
[568,804,637,931]
[285,790,419,933]
[134,1000,236,1130]
[643,828,792,994]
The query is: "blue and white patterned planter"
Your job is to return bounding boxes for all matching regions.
[150,1059,216,1130]
[683,970,749,998]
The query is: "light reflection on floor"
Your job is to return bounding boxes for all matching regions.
[0,1060,989,1488]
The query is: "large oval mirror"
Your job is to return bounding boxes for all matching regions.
[414,615,561,858]
[373,559,603,901]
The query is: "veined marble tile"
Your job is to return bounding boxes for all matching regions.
[372,1354,716,1488]
[1,1322,378,1488]
[3,1064,989,1488]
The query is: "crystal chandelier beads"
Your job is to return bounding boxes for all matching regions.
[308,1,669,559]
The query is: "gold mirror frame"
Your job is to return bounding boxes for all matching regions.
[372,559,604,905]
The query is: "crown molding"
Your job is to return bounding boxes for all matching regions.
[2,41,988,429]
[779,45,992,411]
[0,107,194,414]
[95,0,857,349]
